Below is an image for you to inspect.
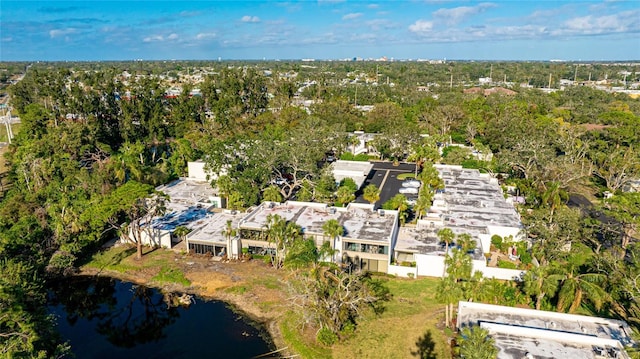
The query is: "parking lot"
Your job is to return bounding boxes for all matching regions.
[355,161,418,208]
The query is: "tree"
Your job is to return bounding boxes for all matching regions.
[265,214,303,269]
[122,193,167,260]
[322,219,344,262]
[289,267,390,342]
[173,226,191,244]
[262,185,283,203]
[363,184,381,205]
[457,326,498,359]
[383,194,410,225]
[523,264,561,310]
[593,146,640,193]
[335,186,356,207]
[552,244,608,313]
[437,228,456,275]
[602,193,640,250]
[407,138,440,176]
[436,277,463,329]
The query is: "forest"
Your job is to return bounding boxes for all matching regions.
[0,60,639,357]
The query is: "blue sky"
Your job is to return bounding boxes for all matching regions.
[1,1,639,61]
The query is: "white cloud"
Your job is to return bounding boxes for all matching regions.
[408,20,434,33]
[367,4,379,9]
[196,32,217,40]
[143,35,164,42]
[432,2,496,25]
[241,15,260,23]
[342,12,362,20]
[558,10,640,36]
[49,28,77,38]
[167,33,179,40]
[1,37,13,42]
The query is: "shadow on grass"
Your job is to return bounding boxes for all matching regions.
[411,329,437,359]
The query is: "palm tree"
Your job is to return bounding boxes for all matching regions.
[437,228,455,276]
[265,214,302,269]
[413,191,433,220]
[335,186,355,207]
[436,277,463,328]
[363,184,381,206]
[552,244,608,313]
[523,264,561,310]
[408,140,439,176]
[540,181,567,223]
[322,219,344,262]
[457,326,498,359]
[456,233,476,253]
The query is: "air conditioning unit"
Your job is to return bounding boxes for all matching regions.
[378,209,385,216]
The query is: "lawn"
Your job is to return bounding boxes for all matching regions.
[331,276,451,359]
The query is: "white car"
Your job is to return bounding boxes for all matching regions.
[402,180,421,188]
[399,187,419,194]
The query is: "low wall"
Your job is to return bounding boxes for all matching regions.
[476,266,525,281]
[388,264,418,278]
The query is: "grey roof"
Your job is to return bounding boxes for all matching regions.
[186,211,245,245]
[435,165,521,230]
[395,165,521,256]
[240,202,398,243]
[457,301,636,359]
[395,225,485,260]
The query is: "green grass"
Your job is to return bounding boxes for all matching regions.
[84,246,138,273]
[225,285,249,295]
[280,312,332,359]
[331,276,452,359]
[396,173,416,180]
[152,267,191,286]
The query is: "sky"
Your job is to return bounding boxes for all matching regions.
[1,1,639,61]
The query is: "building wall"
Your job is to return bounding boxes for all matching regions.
[388,264,418,278]
[135,228,173,249]
[416,254,446,277]
[187,161,211,181]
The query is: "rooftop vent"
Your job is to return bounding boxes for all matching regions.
[378,209,385,217]
[329,207,337,214]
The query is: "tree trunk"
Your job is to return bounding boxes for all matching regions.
[445,304,449,328]
[569,288,583,313]
[535,292,544,310]
[136,241,143,260]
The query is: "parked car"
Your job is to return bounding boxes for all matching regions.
[399,187,419,194]
[402,180,421,188]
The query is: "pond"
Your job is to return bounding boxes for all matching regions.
[47,276,274,359]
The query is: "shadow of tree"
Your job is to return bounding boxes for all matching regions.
[411,329,438,359]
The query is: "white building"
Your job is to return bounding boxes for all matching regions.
[457,301,636,359]
[331,160,374,189]
[392,165,523,280]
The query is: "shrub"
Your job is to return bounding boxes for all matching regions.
[46,250,77,275]
[317,327,338,346]
[491,235,503,251]
[497,260,517,269]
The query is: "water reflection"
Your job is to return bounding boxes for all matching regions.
[48,277,273,359]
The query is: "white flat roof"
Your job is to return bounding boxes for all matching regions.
[240,201,398,243]
[186,211,245,245]
[457,301,635,348]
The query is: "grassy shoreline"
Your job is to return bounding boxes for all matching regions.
[80,245,452,359]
